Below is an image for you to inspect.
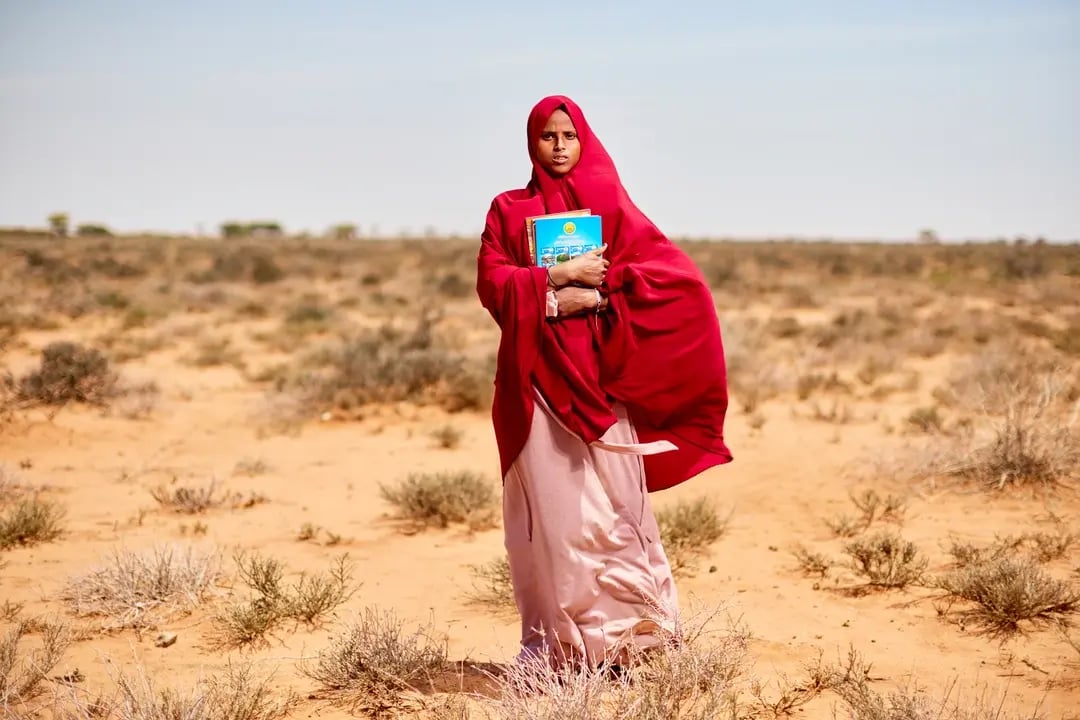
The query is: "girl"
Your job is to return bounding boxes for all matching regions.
[476,95,732,670]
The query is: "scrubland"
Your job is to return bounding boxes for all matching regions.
[0,232,1077,719]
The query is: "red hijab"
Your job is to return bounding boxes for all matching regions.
[476,95,732,492]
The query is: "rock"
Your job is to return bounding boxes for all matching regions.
[154,632,177,648]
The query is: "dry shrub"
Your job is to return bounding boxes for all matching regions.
[934,556,1079,638]
[151,478,226,514]
[823,645,1045,720]
[856,366,1077,493]
[945,375,1078,490]
[379,471,498,532]
[151,478,266,515]
[947,526,1077,567]
[792,544,833,578]
[655,497,730,575]
[490,602,749,720]
[0,495,64,550]
[210,551,356,649]
[16,341,117,406]
[299,605,448,716]
[51,658,296,720]
[292,313,492,415]
[0,619,71,708]
[431,424,463,450]
[61,544,222,630]
[843,531,927,589]
[465,556,515,612]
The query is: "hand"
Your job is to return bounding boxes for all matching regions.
[548,244,609,288]
[555,286,601,316]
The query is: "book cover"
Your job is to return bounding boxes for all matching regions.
[525,209,590,265]
[532,214,603,268]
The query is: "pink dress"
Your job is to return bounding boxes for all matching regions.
[502,372,681,667]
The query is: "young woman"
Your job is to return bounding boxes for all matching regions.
[476,95,732,670]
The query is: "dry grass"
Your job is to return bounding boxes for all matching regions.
[843,531,928,589]
[0,495,64,550]
[655,497,730,575]
[60,544,222,631]
[210,550,356,649]
[299,605,448,716]
[0,619,71,709]
[150,478,226,514]
[287,313,493,415]
[792,544,833,578]
[464,556,515,612]
[51,658,296,720]
[489,602,749,720]
[946,378,1078,490]
[378,471,499,532]
[934,556,1080,638]
[822,646,1046,720]
[15,341,118,406]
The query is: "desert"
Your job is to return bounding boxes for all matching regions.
[0,231,1077,719]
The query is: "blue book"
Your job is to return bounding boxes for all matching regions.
[530,213,603,269]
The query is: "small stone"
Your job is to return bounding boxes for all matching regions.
[154,632,177,648]
[708,565,718,573]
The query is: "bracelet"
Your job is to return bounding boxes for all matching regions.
[594,288,602,315]
[546,267,559,289]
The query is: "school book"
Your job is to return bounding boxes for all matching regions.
[525,209,590,265]
[526,210,603,268]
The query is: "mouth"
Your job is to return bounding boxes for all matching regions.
[552,156,568,164]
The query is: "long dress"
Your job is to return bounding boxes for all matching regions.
[502,385,680,668]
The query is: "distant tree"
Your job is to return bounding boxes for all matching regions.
[220,222,247,239]
[330,223,357,241]
[48,212,69,237]
[76,223,111,237]
[917,228,940,244]
[219,221,282,239]
[248,221,283,239]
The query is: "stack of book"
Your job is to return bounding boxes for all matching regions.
[526,210,603,268]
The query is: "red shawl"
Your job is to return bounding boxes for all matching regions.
[476,95,732,492]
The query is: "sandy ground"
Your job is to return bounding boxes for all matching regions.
[1,237,1078,719]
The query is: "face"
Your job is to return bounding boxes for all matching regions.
[535,109,581,176]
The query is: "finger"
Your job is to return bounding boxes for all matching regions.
[589,244,608,256]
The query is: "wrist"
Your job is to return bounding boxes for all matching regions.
[547,264,571,287]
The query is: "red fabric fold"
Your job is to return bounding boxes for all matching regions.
[476,95,732,492]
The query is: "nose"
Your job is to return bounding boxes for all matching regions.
[553,134,565,151]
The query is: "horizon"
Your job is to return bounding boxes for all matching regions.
[1,1,1077,242]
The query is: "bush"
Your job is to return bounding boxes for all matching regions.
[294,314,493,414]
[935,557,1079,637]
[0,619,71,706]
[656,497,730,574]
[0,496,64,549]
[299,605,447,714]
[843,531,927,589]
[210,551,356,648]
[17,341,117,405]
[61,544,222,630]
[378,471,498,531]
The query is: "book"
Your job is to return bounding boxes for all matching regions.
[525,209,590,265]
[526,210,603,268]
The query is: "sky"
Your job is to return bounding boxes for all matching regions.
[0,0,1077,241]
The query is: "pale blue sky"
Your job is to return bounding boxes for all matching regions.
[1,0,1077,240]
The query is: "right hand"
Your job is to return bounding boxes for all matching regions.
[552,244,609,287]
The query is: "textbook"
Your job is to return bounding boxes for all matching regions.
[526,209,603,268]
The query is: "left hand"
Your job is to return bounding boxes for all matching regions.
[555,287,601,316]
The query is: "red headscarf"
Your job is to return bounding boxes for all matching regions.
[476,95,732,492]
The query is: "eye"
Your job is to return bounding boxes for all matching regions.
[565,133,577,140]
[540,132,555,141]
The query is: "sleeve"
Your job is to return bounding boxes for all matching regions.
[475,198,550,327]
[475,197,551,393]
